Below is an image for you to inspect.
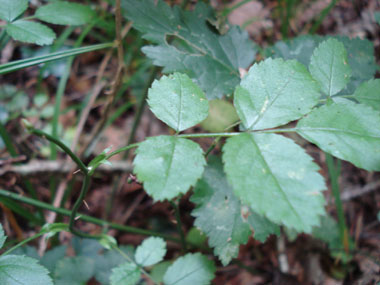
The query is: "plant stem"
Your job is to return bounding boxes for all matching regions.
[29,128,87,174]
[1,232,45,256]
[325,153,349,252]
[0,189,180,242]
[170,200,187,251]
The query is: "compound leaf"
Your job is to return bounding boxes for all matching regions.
[133,136,206,201]
[266,35,376,94]
[223,133,326,232]
[0,255,53,285]
[148,73,209,132]
[135,237,166,267]
[35,1,96,26]
[297,101,380,171]
[6,20,56,46]
[163,253,216,285]
[110,262,140,285]
[234,58,320,130]
[353,79,380,110]
[191,157,251,265]
[309,38,351,96]
[0,0,28,22]
[122,0,256,99]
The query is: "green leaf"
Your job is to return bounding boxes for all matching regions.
[148,73,209,132]
[223,133,326,232]
[0,224,6,249]
[163,253,216,285]
[0,255,53,285]
[135,237,166,267]
[6,20,56,46]
[72,237,103,258]
[133,136,206,201]
[122,0,257,99]
[0,0,28,22]
[40,245,67,274]
[309,38,351,96]
[353,79,380,110]
[297,101,380,171]
[94,246,134,284]
[151,261,172,284]
[191,157,251,265]
[266,35,376,94]
[110,262,140,285]
[247,211,280,243]
[88,146,112,176]
[35,1,96,26]
[234,58,320,130]
[200,99,239,132]
[54,256,95,285]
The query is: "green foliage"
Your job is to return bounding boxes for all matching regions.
[135,237,166,267]
[5,20,56,45]
[192,157,271,265]
[234,58,320,130]
[54,256,95,285]
[88,146,112,175]
[223,133,326,232]
[0,0,95,46]
[309,38,351,96]
[353,79,380,110]
[148,73,209,132]
[266,35,376,93]
[0,0,28,22]
[133,136,206,201]
[35,2,96,26]
[297,101,380,171]
[0,224,53,285]
[110,262,140,285]
[122,0,256,99]
[163,253,216,285]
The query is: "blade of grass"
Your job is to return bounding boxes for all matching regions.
[325,153,350,253]
[50,23,96,200]
[0,42,114,75]
[310,0,339,34]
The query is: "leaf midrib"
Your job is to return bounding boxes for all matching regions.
[247,134,304,227]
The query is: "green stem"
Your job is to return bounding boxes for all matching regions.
[68,175,95,239]
[28,128,87,174]
[325,153,349,251]
[0,189,180,242]
[310,0,339,34]
[170,200,187,251]
[205,137,221,158]
[1,232,44,256]
[0,122,18,156]
[105,143,140,160]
